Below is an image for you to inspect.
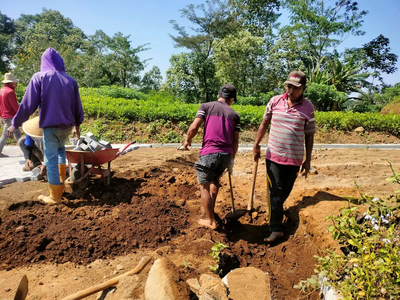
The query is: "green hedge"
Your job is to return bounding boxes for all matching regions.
[80,88,400,135]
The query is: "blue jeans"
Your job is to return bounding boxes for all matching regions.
[43,127,71,185]
[267,159,300,232]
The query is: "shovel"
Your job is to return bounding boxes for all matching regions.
[225,169,247,220]
[14,275,28,300]
[247,157,259,212]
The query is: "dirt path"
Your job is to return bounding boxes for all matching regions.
[0,147,399,299]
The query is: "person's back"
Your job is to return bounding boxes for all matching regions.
[13,48,83,129]
[198,100,240,156]
[9,48,84,205]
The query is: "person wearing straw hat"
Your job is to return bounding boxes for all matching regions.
[7,48,84,205]
[253,71,315,243]
[0,73,21,157]
[18,116,45,172]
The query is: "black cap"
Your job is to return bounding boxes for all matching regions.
[218,84,237,102]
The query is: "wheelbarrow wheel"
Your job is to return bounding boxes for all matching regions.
[74,178,89,191]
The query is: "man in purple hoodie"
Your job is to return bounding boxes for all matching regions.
[8,48,84,205]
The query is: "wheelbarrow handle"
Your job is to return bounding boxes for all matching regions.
[113,141,136,160]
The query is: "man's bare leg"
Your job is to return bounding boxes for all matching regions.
[198,182,219,229]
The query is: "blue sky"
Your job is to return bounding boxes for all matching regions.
[2,0,400,85]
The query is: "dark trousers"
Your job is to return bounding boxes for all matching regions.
[267,159,300,232]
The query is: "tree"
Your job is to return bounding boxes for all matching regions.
[169,0,237,102]
[12,9,87,84]
[228,0,280,37]
[213,30,265,96]
[140,66,163,93]
[282,0,368,74]
[164,52,219,103]
[0,12,15,73]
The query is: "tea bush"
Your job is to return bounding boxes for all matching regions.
[79,88,400,134]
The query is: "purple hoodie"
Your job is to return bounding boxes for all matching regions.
[13,48,84,129]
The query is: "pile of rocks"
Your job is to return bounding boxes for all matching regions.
[96,256,271,300]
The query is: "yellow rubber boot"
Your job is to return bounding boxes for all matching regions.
[59,164,67,184]
[38,184,65,205]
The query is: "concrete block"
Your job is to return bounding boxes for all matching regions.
[79,143,91,151]
[99,140,112,149]
[0,178,16,185]
[30,174,43,181]
[86,132,98,141]
[89,140,104,151]
[16,177,30,182]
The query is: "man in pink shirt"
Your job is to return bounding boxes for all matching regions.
[253,71,315,243]
[0,73,21,157]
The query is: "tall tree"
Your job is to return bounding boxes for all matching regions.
[140,65,163,93]
[282,0,368,74]
[0,12,15,73]
[213,30,265,96]
[164,52,219,103]
[12,9,87,83]
[228,0,280,37]
[168,0,237,102]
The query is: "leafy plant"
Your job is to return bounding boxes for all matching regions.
[209,242,228,274]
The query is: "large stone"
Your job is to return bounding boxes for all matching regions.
[226,267,270,300]
[199,274,228,300]
[187,278,201,296]
[111,275,143,300]
[354,126,365,133]
[145,257,190,300]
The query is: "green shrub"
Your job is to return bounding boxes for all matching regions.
[305,83,348,111]
[79,89,400,134]
[237,91,278,106]
[80,86,147,100]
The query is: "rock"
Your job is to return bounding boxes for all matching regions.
[251,212,258,219]
[116,264,124,271]
[145,257,190,300]
[187,278,201,296]
[195,191,201,197]
[110,275,142,300]
[225,267,270,300]
[15,225,25,233]
[199,274,228,300]
[309,167,318,175]
[354,127,364,133]
[174,199,186,207]
[4,288,11,292]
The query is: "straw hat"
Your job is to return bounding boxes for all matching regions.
[2,73,19,83]
[22,117,43,138]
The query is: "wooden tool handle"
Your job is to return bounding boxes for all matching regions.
[247,158,259,211]
[61,256,152,300]
[228,170,235,213]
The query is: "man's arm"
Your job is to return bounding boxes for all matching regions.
[301,133,314,179]
[253,118,270,161]
[183,118,203,150]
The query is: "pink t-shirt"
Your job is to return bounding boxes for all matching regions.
[196,101,240,156]
[264,93,315,166]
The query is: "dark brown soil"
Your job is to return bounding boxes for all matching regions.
[1,147,400,299]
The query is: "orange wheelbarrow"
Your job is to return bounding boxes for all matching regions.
[65,142,135,188]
